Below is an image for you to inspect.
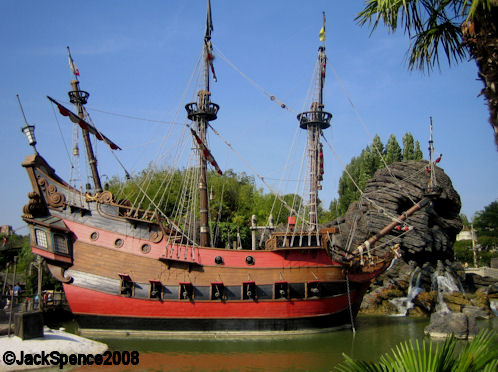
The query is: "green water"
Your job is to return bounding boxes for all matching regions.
[58,316,497,371]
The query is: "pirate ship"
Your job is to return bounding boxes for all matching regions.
[20,3,433,336]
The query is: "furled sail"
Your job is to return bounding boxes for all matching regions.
[47,96,121,150]
[190,128,222,175]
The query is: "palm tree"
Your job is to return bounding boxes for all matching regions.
[335,329,497,371]
[356,0,498,149]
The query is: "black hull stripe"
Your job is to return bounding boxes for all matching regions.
[75,309,356,335]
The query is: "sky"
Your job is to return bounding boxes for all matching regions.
[1,0,497,234]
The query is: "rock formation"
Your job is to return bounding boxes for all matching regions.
[328,160,462,263]
[328,160,496,335]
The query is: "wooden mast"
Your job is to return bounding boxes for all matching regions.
[67,47,103,193]
[185,0,219,247]
[297,12,332,232]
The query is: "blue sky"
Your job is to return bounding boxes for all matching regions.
[1,0,497,234]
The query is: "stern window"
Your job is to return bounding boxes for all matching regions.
[35,229,48,248]
[53,234,68,254]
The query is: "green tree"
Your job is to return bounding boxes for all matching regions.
[402,132,415,160]
[357,0,498,147]
[473,199,498,230]
[473,200,498,263]
[335,133,424,216]
[414,140,424,160]
[454,239,474,264]
[385,134,402,164]
[371,134,385,168]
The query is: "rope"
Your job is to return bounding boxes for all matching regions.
[49,102,74,173]
[214,47,296,114]
[328,61,417,206]
[207,123,307,225]
[85,106,186,126]
[346,273,356,334]
[321,134,414,228]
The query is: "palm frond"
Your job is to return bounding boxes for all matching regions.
[452,329,498,372]
[336,330,496,372]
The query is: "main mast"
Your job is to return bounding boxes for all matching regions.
[297,12,332,231]
[67,47,103,193]
[185,0,219,247]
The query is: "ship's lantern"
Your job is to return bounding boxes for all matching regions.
[149,280,162,299]
[21,123,37,150]
[180,282,193,300]
[242,281,256,300]
[211,282,224,300]
[275,281,288,299]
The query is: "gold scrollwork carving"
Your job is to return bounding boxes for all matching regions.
[85,190,114,204]
[98,191,114,203]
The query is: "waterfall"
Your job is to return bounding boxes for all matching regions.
[389,269,422,316]
[432,270,463,313]
[490,299,498,316]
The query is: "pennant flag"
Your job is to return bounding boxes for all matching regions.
[190,128,222,175]
[67,46,80,76]
[206,42,217,82]
[47,96,121,150]
[319,12,326,41]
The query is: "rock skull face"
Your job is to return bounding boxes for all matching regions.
[330,161,462,264]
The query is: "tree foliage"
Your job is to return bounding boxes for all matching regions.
[336,132,424,215]
[356,0,498,147]
[0,233,60,295]
[336,329,498,372]
[473,199,498,230]
[356,0,480,72]
[108,168,302,249]
[473,199,498,263]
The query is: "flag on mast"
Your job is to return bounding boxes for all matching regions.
[67,46,80,77]
[319,12,326,42]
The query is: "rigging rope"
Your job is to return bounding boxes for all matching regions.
[85,106,186,126]
[321,134,410,227]
[214,46,296,114]
[346,273,356,334]
[49,102,75,175]
[207,123,308,225]
[327,61,417,206]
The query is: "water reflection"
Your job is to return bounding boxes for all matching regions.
[65,316,496,371]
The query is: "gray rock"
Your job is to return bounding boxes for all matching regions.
[328,161,462,265]
[462,305,491,320]
[424,311,479,339]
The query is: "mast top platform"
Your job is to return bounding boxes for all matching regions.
[297,110,332,130]
[185,90,219,122]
